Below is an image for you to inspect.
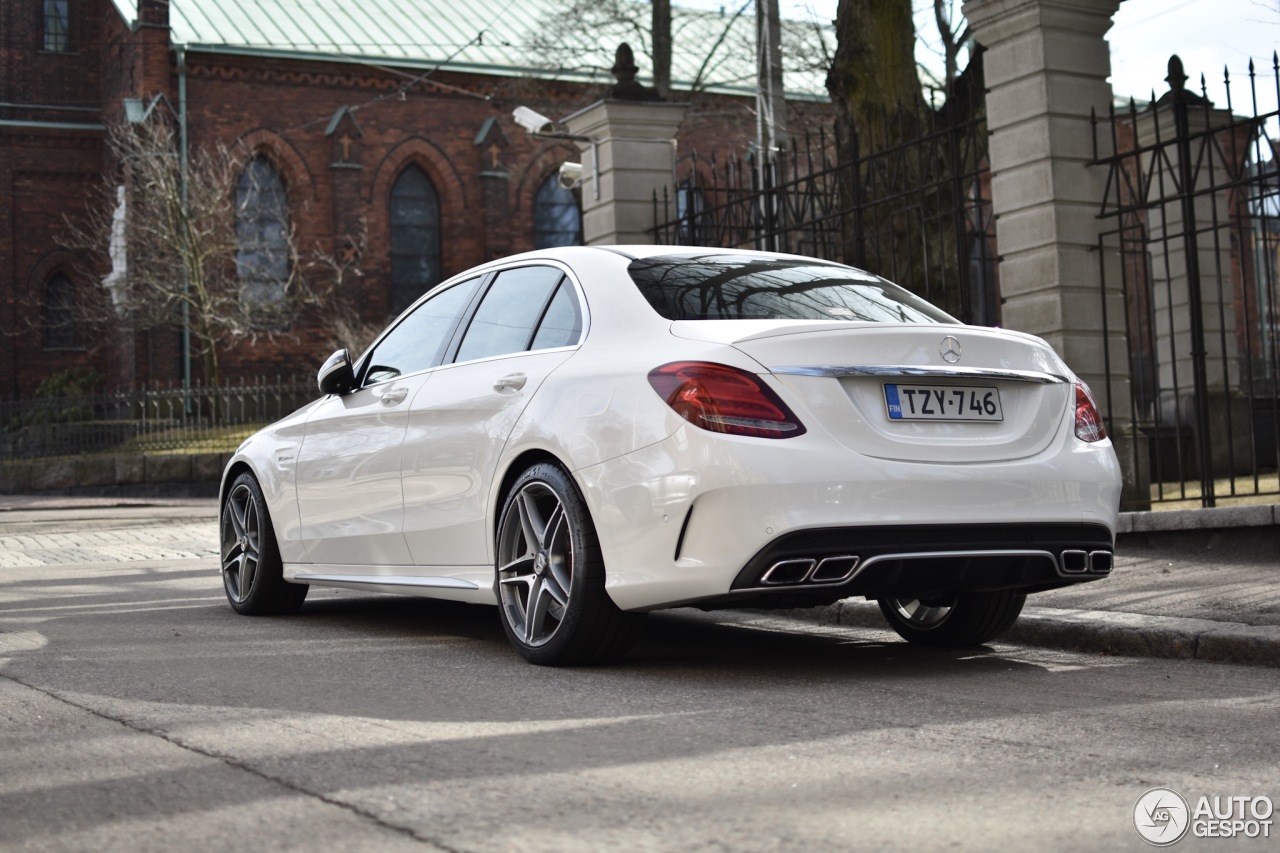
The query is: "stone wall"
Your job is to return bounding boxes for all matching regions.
[0,452,229,494]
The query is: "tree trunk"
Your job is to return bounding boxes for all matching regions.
[826,0,926,150]
[825,0,935,303]
[652,0,671,99]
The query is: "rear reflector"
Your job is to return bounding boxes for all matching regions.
[648,361,806,439]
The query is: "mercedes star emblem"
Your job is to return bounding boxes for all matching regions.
[940,336,962,364]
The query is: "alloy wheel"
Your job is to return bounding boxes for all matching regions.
[497,480,575,647]
[221,482,261,603]
[886,596,956,630]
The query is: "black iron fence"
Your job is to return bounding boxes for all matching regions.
[0,377,315,462]
[651,73,996,325]
[1093,54,1280,507]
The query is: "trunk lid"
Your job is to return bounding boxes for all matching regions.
[671,320,1074,463]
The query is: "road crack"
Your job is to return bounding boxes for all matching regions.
[0,671,463,853]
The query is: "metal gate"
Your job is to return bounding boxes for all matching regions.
[1092,54,1280,507]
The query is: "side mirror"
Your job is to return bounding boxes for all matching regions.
[317,349,355,395]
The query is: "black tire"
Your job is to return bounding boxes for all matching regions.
[495,462,644,666]
[877,589,1025,647]
[220,472,308,616]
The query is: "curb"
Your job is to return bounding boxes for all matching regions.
[790,600,1280,668]
[1118,504,1280,533]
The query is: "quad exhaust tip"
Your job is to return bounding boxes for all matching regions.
[760,556,861,586]
[1059,549,1112,575]
[759,549,1110,588]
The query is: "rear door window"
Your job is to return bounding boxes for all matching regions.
[454,266,577,362]
[529,280,583,350]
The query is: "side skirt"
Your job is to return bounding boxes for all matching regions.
[284,563,498,605]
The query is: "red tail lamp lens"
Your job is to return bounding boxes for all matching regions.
[647,362,806,439]
[1074,382,1107,442]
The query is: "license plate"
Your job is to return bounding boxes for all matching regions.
[884,384,1003,421]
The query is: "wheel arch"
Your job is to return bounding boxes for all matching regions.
[491,448,571,540]
[219,459,258,509]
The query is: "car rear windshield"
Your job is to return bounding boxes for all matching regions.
[627,254,956,324]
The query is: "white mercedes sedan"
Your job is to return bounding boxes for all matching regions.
[219,246,1121,665]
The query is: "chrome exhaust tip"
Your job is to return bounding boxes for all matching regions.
[760,558,816,585]
[1060,550,1089,573]
[809,555,861,583]
[1088,550,1113,574]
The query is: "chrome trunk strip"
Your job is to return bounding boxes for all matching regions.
[772,365,1069,384]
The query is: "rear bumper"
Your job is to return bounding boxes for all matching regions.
[706,522,1113,610]
[574,423,1122,612]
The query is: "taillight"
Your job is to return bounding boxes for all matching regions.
[647,361,806,439]
[1074,382,1107,442]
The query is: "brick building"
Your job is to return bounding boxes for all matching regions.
[1,0,830,399]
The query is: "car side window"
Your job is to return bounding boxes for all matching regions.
[530,280,583,350]
[364,277,482,385]
[454,266,563,363]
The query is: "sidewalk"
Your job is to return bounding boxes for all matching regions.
[1,493,1276,665]
[0,493,218,513]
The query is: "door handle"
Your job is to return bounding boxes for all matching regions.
[379,386,409,406]
[493,373,527,392]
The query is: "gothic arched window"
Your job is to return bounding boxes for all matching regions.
[390,165,442,315]
[235,155,290,311]
[43,272,76,349]
[533,173,582,249]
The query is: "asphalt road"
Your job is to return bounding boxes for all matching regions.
[2,507,1278,852]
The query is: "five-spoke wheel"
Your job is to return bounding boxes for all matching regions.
[496,463,642,665]
[220,472,307,615]
[877,589,1025,647]
[497,478,574,647]
[222,480,263,605]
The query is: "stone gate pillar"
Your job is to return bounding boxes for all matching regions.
[964,0,1146,508]
[561,100,688,245]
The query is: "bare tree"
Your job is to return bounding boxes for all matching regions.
[525,0,755,96]
[300,217,384,359]
[63,115,349,388]
[923,0,970,92]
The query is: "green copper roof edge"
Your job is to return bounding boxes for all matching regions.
[176,43,829,102]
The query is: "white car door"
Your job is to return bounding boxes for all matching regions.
[401,265,584,571]
[294,276,483,567]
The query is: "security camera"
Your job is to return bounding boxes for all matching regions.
[512,106,555,135]
[557,161,584,190]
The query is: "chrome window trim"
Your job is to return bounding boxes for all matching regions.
[356,260,591,385]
